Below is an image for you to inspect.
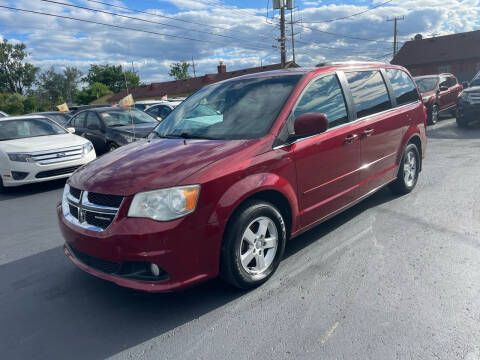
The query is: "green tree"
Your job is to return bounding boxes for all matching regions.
[169,61,191,80]
[0,39,39,94]
[83,64,139,93]
[74,82,112,104]
[36,66,83,105]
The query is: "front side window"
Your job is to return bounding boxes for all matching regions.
[152,75,302,140]
[345,71,391,118]
[385,69,420,106]
[72,112,86,127]
[86,112,102,130]
[100,109,158,127]
[0,118,67,141]
[294,74,348,129]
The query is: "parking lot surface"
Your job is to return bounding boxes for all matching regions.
[1,118,479,360]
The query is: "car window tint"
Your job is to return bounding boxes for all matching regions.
[385,69,420,106]
[294,74,348,129]
[439,77,449,88]
[73,112,86,127]
[158,106,172,119]
[447,77,457,87]
[86,112,102,129]
[345,71,391,118]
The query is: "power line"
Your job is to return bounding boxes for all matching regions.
[302,0,394,23]
[84,0,277,40]
[39,0,275,48]
[0,5,272,51]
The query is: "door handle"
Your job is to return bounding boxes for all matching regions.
[362,128,374,137]
[344,134,359,144]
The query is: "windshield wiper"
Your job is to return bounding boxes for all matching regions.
[164,133,216,140]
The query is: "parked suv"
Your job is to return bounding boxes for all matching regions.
[456,77,480,127]
[414,73,462,125]
[58,63,426,292]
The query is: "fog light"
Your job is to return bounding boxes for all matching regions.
[150,263,160,277]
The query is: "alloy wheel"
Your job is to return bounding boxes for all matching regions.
[403,150,417,187]
[239,216,278,275]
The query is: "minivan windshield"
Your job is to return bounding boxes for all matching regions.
[0,117,67,141]
[151,75,302,140]
[415,77,438,93]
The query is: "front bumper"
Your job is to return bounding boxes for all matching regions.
[457,100,480,120]
[57,203,223,292]
[1,151,96,187]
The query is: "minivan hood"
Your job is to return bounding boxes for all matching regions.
[69,138,254,195]
[0,133,87,153]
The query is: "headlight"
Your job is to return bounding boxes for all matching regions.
[128,185,200,221]
[82,142,94,155]
[8,153,33,162]
[459,92,470,100]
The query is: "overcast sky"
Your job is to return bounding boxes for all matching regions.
[0,0,479,84]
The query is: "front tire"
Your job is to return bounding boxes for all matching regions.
[220,200,286,289]
[389,143,420,195]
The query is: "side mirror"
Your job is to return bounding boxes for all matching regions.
[293,113,328,138]
[462,81,469,89]
[67,127,75,134]
[439,85,449,92]
[156,117,163,121]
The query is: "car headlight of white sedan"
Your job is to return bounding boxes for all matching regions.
[7,153,34,162]
[82,142,94,155]
[128,185,200,221]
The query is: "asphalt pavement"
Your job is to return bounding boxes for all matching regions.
[1,117,479,360]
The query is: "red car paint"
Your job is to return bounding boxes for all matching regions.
[415,73,463,115]
[58,63,427,292]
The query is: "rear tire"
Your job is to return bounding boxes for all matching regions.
[389,143,420,195]
[428,104,439,125]
[220,200,286,289]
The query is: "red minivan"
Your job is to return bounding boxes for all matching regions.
[58,63,426,291]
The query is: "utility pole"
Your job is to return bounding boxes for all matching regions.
[279,5,286,68]
[387,16,404,59]
[290,8,295,63]
[191,56,197,77]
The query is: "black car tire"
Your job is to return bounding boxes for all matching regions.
[389,143,420,195]
[0,177,5,193]
[456,109,469,128]
[220,200,286,290]
[428,104,439,125]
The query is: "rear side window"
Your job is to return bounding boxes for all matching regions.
[345,71,391,118]
[294,74,348,129]
[385,69,419,106]
[73,112,86,127]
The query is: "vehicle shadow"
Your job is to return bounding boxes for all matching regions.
[0,187,398,359]
[427,118,480,140]
[0,178,66,202]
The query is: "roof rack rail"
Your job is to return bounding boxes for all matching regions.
[316,60,387,67]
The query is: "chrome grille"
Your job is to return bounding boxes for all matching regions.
[31,145,84,165]
[62,184,124,231]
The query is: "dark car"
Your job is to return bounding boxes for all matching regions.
[456,77,480,127]
[30,111,71,125]
[414,73,463,125]
[58,63,426,292]
[69,104,111,115]
[67,107,158,153]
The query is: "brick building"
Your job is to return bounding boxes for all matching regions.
[391,30,480,82]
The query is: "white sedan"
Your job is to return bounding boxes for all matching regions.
[0,115,96,190]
